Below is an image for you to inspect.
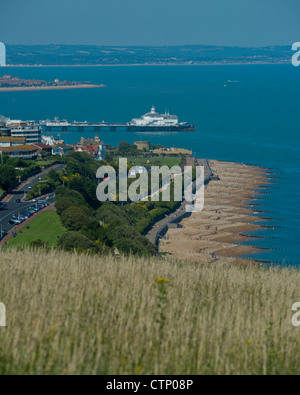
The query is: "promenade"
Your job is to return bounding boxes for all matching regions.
[146,159,213,245]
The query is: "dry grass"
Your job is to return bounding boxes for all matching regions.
[0,248,299,375]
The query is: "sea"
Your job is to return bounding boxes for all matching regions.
[0,64,299,266]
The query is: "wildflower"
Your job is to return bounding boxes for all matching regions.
[155,277,171,284]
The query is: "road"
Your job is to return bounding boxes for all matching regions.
[146,159,213,245]
[0,164,65,238]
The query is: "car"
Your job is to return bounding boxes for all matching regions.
[16,199,21,203]
[0,229,7,240]
[9,219,19,225]
[28,186,32,190]
[38,200,48,206]
[21,211,33,218]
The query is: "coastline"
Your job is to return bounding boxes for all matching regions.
[159,160,271,264]
[2,61,290,68]
[0,84,106,92]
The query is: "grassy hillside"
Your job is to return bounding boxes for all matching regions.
[0,249,299,375]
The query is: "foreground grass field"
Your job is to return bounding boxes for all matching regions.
[0,249,299,375]
[5,211,67,248]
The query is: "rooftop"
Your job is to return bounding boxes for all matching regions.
[0,137,26,143]
[1,145,39,153]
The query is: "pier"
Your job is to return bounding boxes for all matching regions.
[42,122,129,133]
[40,110,196,133]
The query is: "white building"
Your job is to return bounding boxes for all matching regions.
[6,120,42,144]
[0,43,6,67]
[131,106,179,127]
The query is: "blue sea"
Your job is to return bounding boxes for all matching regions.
[0,65,299,265]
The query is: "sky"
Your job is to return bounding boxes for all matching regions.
[0,0,299,47]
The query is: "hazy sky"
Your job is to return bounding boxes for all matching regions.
[1,0,299,47]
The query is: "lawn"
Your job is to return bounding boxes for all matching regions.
[35,159,56,167]
[6,210,67,248]
[129,156,182,169]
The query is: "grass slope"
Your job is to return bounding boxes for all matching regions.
[6,211,67,248]
[0,249,299,375]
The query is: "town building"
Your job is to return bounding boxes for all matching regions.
[75,144,106,161]
[0,117,42,144]
[32,143,53,155]
[78,135,101,146]
[75,135,106,161]
[8,120,42,144]
[0,137,26,147]
[52,144,74,157]
[0,145,39,160]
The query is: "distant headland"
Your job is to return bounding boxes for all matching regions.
[0,75,106,92]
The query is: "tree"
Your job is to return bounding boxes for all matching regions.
[58,232,99,253]
[55,199,76,216]
[115,238,148,256]
[0,165,17,191]
[61,206,90,231]
[30,239,50,250]
[113,225,138,241]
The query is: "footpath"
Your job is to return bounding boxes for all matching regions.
[146,159,213,245]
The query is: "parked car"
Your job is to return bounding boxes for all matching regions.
[0,228,7,239]
[16,199,21,203]
[38,200,48,206]
[21,211,33,218]
[29,207,39,213]
[9,219,22,225]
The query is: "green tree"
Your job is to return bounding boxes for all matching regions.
[58,232,99,253]
[61,206,90,231]
[0,165,17,191]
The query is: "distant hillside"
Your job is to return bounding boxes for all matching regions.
[5,44,292,66]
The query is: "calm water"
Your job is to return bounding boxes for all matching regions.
[0,65,299,265]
